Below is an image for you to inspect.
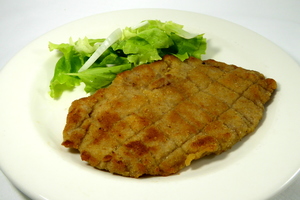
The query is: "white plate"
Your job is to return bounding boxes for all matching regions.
[0,9,299,200]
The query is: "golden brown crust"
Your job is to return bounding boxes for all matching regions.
[62,55,277,178]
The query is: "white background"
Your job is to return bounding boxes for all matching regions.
[0,0,299,199]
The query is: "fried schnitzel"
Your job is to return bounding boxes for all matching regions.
[62,55,277,178]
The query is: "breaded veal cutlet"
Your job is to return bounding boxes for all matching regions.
[62,55,277,178]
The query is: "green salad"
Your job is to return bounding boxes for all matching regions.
[48,20,207,98]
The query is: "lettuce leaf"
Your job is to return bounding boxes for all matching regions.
[113,36,161,65]
[67,63,132,93]
[49,43,82,98]
[48,20,207,98]
[170,33,207,60]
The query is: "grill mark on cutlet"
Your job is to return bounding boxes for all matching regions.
[187,59,270,129]
[155,108,211,172]
[210,78,266,129]
[158,63,271,175]
[79,58,188,174]
[185,78,266,148]
[157,58,270,167]
[103,58,202,176]
[62,91,103,148]
[102,57,224,176]
[186,60,264,121]
[118,60,256,173]
[143,59,210,172]
[112,58,257,172]
[194,61,272,141]
[151,59,237,170]
[78,61,173,169]
[78,66,156,168]
[155,61,237,167]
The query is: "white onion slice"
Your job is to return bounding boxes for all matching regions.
[78,28,122,72]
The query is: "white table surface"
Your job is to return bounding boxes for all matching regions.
[0,0,299,199]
